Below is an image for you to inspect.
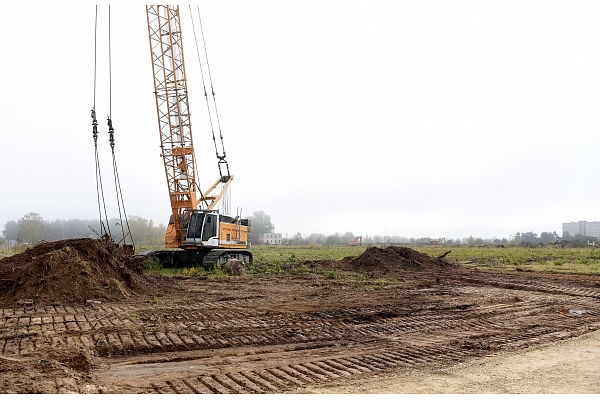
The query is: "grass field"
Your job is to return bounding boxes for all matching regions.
[0,244,28,259]
[3,243,600,275]
[250,244,600,275]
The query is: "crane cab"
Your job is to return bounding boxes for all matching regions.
[180,209,251,251]
[184,210,219,247]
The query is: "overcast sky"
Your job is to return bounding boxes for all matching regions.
[1,2,599,241]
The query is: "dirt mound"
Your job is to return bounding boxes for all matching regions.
[345,246,456,273]
[0,238,167,307]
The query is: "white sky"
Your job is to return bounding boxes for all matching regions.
[0,2,599,241]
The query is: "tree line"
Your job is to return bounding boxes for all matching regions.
[1,212,166,247]
[1,211,270,247]
[244,211,600,248]
[2,211,598,248]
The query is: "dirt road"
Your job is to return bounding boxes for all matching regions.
[1,243,599,393]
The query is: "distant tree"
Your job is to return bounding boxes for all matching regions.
[62,219,101,238]
[2,220,19,241]
[520,231,539,244]
[325,233,341,246]
[340,232,355,245]
[396,236,410,244]
[153,223,167,245]
[292,232,304,245]
[2,214,172,247]
[26,218,101,241]
[567,234,599,248]
[306,233,326,244]
[539,231,560,244]
[245,211,275,244]
[122,216,150,245]
[18,212,49,244]
[48,219,68,240]
[104,216,167,246]
[467,236,475,246]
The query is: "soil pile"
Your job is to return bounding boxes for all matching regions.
[347,246,456,273]
[0,238,165,307]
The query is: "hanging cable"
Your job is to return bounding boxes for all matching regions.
[106,6,135,250]
[187,6,217,209]
[190,6,231,181]
[196,6,227,159]
[91,5,111,238]
[108,117,134,248]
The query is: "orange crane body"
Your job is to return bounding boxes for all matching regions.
[146,5,251,266]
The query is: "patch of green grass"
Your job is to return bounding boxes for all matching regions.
[296,264,310,274]
[143,256,163,272]
[250,245,365,266]
[182,263,247,279]
[0,244,28,260]
[143,245,600,279]
[417,246,600,274]
[322,270,337,280]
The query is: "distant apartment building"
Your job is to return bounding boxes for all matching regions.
[562,221,600,238]
[260,232,283,245]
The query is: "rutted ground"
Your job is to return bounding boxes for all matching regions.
[1,240,599,393]
[293,327,600,394]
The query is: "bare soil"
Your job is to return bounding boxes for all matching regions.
[0,238,176,307]
[1,240,599,393]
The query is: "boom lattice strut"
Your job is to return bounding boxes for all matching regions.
[146,5,198,244]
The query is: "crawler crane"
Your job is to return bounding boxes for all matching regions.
[146,6,252,267]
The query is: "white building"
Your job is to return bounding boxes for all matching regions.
[562,221,600,238]
[260,232,283,245]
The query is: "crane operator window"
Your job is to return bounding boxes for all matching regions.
[202,215,217,242]
[187,213,205,240]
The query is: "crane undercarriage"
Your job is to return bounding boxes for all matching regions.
[152,248,253,268]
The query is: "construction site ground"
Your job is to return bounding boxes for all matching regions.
[1,240,600,393]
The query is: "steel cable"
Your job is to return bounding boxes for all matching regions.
[91,5,111,238]
[195,6,227,160]
[106,6,134,250]
[187,6,215,208]
[189,6,230,181]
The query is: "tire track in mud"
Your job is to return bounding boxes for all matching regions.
[1,290,599,360]
[144,314,600,395]
[452,271,600,300]
[102,277,600,394]
[139,324,596,395]
[0,300,591,358]
[1,270,600,393]
[108,342,468,393]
